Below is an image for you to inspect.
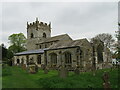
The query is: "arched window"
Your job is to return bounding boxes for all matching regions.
[64,52,72,64]
[31,33,34,38]
[43,33,46,38]
[21,58,24,64]
[80,49,83,58]
[50,53,57,64]
[97,44,103,63]
[45,44,47,48]
[76,48,79,53]
[37,55,41,64]
[17,59,20,64]
[51,42,53,45]
[39,45,41,49]
[26,55,29,64]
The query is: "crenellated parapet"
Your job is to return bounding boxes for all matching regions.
[27,18,51,31]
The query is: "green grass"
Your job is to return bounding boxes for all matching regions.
[2,66,119,88]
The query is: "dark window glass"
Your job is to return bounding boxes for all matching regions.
[37,55,41,64]
[45,44,47,48]
[31,33,34,38]
[39,45,41,49]
[21,58,24,64]
[65,52,72,64]
[43,33,46,38]
[97,44,103,63]
[17,59,20,63]
[51,53,57,64]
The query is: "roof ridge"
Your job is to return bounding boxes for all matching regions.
[50,33,68,38]
[73,38,87,42]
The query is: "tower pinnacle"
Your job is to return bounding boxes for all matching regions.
[36,17,38,21]
[49,22,51,27]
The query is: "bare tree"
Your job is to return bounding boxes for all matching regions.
[91,33,115,49]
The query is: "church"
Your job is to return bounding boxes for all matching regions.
[13,18,112,71]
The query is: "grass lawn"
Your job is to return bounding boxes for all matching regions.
[2,66,119,88]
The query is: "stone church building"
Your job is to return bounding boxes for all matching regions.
[14,18,112,71]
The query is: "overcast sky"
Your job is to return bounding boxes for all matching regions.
[1,2,118,47]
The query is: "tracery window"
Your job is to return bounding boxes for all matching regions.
[64,52,72,64]
[43,33,46,38]
[97,44,103,63]
[45,44,47,48]
[21,58,24,64]
[39,45,41,49]
[80,50,83,58]
[37,55,41,64]
[31,33,34,38]
[17,59,20,64]
[50,53,57,64]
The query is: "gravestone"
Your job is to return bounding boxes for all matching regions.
[91,67,96,76]
[44,67,49,74]
[35,64,38,72]
[22,64,26,70]
[58,66,69,78]
[102,72,111,89]
[74,66,80,75]
[27,58,38,74]
[41,64,46,70]
[110,65,113,71]
[28,65,36,74]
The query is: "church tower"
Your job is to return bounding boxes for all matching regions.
[26,18,51,50]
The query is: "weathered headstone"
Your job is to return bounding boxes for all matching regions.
[102,72,111,89]
[22,64,26,70]
[41,64,46,70]
[35,64,38,72]
[44,67,49,74]
[91,67,96,76]
[28,65,37,74]
[58,66,69,78]
[74,66,80,75]
[110,65,113,71]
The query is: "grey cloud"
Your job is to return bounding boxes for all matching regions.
[1,2,117,47]
[118,1,120,22]
[56,2,117,26]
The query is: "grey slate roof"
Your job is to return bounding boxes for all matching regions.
[37,34,72,44]
[14,48,48,56]
[48,38,89,49]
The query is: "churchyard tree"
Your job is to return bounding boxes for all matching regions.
[1,44,7,61]
[8,33,26,53]
[91,33,115,50]
[114,23,120,60]
[1,44,13,65]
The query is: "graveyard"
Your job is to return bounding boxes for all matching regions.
[2,65,119,88]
